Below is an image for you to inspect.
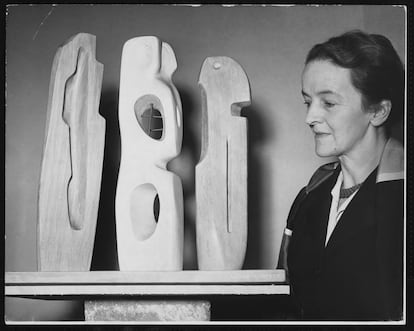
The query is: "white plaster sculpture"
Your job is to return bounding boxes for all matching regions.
[196,57,251,270]
[116,36,184,271]
[37,33,105,271]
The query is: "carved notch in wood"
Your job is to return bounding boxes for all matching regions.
[37,33,105,271]
[62,47,89,230]
[196,56,251,270]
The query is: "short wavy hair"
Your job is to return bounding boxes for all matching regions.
[305,30,405,132]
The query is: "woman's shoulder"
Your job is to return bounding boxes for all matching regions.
[305,161,340,194]
[286,161,339,228]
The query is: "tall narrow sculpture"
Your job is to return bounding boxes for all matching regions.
[196,57,251,270]
[116,36,184,271]
[37,33,105,271]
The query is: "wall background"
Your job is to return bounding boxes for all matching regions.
[5,4,405,321]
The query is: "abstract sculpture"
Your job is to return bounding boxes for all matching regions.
[37,33,105,271]
[116,36,184,271]
[196,57,251,270]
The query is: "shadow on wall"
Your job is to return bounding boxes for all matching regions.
[242,102,270,270]
[91,86,120,271]
[175,85,200,270]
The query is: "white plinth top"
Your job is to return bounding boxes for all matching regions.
[5,269,289,297]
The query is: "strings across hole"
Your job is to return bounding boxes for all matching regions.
[140,103,163,140]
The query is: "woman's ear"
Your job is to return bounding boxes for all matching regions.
[369,100,391,127]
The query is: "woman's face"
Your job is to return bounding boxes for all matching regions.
[301,60,373,158]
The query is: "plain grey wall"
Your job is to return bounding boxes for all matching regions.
[5,4,405,321]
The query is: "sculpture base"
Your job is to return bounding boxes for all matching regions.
[84,299,211,322]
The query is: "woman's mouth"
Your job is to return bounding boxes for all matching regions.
[314,132,329,137]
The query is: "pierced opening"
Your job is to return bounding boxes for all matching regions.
[130,183,160,241]
[134,94,164,140]
[153,194,160,222]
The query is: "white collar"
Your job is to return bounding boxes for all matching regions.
[331,171,360,212]
[325,171,359,246]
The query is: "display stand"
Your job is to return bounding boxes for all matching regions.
[5,270,289,322]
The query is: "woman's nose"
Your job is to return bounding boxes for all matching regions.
[305,102,323,126]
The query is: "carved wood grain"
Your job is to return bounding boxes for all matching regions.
[196,57,251,270]
[37,33,105,271]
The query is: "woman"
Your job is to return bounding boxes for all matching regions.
[278,30,404,320]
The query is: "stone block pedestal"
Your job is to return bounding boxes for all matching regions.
[84,299,211,322]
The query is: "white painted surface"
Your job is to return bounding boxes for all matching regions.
[116,36,184,271]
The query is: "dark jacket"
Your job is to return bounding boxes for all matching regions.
[278,138,404,321]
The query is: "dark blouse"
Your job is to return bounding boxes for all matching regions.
[286,166,403,320]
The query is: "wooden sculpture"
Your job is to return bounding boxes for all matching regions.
[37,33,105,271]
[116,36,184,271]
[196,57,251,270]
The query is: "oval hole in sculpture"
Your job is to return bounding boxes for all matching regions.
[130,183,160,241]
[134,94,164,140]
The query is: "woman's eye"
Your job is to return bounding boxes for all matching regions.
[323,101,336,108]
[303,100,311,108]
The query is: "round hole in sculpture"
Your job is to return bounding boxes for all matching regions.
[130,183,160,241]
[134,94,164,140]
